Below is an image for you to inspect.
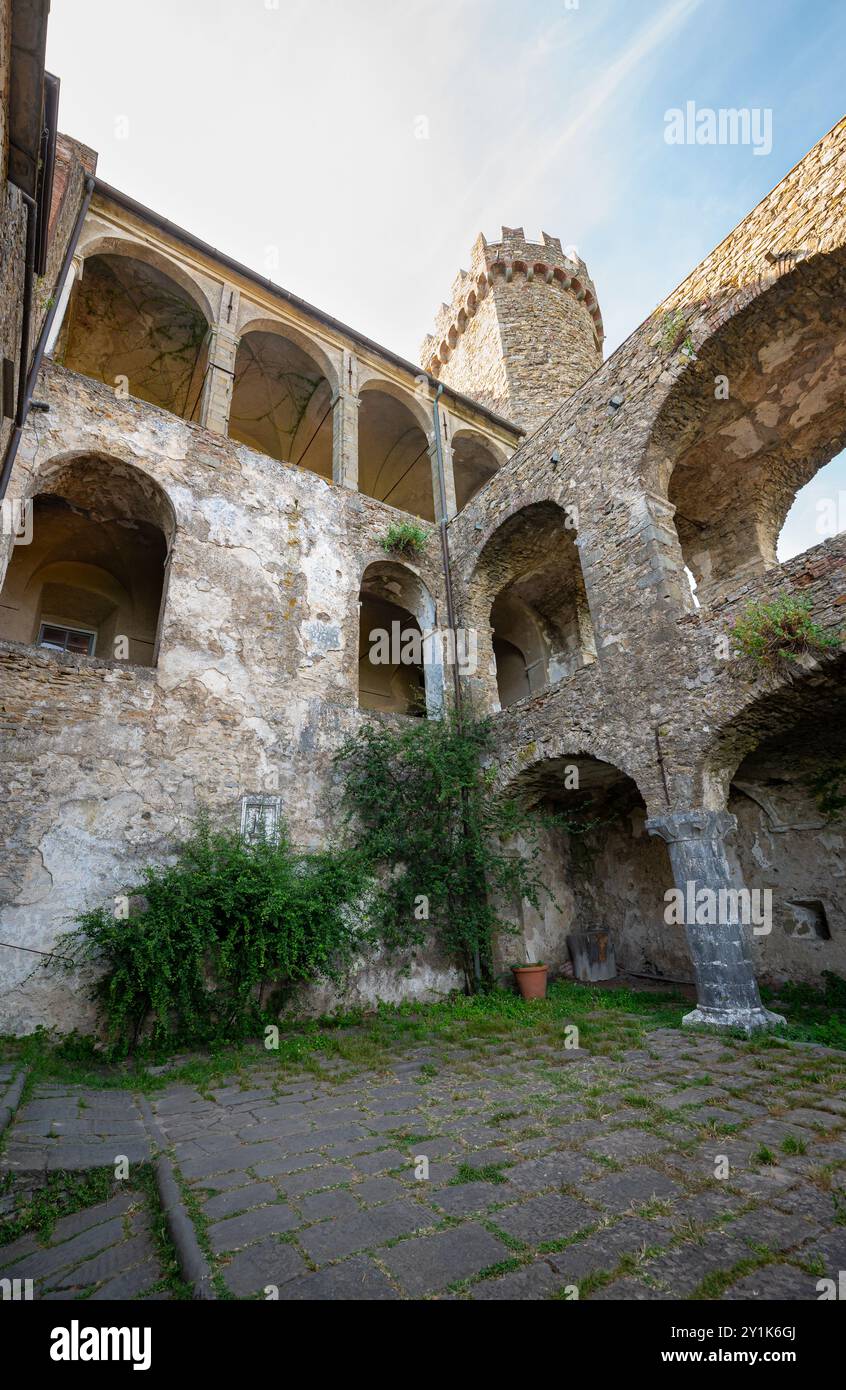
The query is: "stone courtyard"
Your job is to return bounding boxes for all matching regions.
[2,3,846,1318]
[2,1020,845,1301]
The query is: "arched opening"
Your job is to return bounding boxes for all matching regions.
[649,247,846,607]
[0,457,174,667]
[473,501,596,710]
[490,590,547,706]
[451,431,501,511]
[358,387,433,520]
[229,328,334,479]
[357,561,442,717]
[707,661,846,989]
[503,753,685,984]
[61,252,211,421]
[778,446,846,560]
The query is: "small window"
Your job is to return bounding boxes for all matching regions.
[38,623,96,655]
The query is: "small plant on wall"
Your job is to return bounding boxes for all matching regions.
[730,594,842,677]
[809,760,846,821]
[659,308,695,358]
[380,521,428,558]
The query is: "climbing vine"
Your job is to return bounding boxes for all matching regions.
[336,712,586,990]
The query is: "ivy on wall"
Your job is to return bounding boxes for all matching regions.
[335,713,554,990]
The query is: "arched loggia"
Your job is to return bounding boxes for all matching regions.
[358,385,434,520]
[229,327,335,479]
[61,252,211,421]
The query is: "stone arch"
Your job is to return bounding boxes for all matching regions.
[495,748,686,985]
[696,654,846,986]
[0,454,176,667]
[357,380,434,520]
[644,245,846,608]
[357,374,432,433]
[699,647,846,812]
[75,233,217,323]
[465,499,597,711]
[229,321,337,479]
[235,316,340,397]
[450,427,506,511]
[357,559,444,718]
[61,244,212,421]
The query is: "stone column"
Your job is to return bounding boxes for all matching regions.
[199,321,240,435]
[429,434,457,522]
[332,350,359,490]
[645,809,784,1034]
[46,253,82,355]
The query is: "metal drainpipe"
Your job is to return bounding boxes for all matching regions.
[431,382,462,715]
[431,382,483,990]
[0,174,96,501]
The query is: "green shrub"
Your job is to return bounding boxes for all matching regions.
[730,594,842,673]
[57,820,370,1053]
[380,521,428,557]
[809,760,846,821]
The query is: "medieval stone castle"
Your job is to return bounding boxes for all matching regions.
[1,4,844,1037]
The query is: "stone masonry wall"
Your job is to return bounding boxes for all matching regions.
[1,120,845,1029]
[422,229,603,436]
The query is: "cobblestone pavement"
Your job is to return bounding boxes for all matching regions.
[0,1191,166,1300]
[2,1029,845,1300]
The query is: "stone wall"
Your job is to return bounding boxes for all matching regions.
[1,119,845,1032]
[0,0,24,470]
[0,363,460,1033]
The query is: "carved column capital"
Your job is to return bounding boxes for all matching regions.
[646,809,736,846]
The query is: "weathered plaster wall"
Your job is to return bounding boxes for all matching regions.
[0,363,461,1032]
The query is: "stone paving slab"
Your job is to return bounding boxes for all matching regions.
[2,1028,845,1300]
[380,1224,510,1296]
[0,1191,165,1300]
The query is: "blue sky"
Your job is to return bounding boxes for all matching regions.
[46,0,845,557]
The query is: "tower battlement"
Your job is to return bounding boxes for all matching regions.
[420,227,604,434]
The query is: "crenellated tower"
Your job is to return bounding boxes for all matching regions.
[420,227,604,436]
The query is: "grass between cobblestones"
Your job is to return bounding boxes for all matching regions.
[2,978,845,1104]
[2,992,845,1301]
[0,1164,191,1299]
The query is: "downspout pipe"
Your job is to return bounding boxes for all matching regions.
[13,191,38,428]
[431,381,462,716]
[0,174,96,501]
[431,381,483,990]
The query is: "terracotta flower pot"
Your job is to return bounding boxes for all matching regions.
[513,964,548,1000]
